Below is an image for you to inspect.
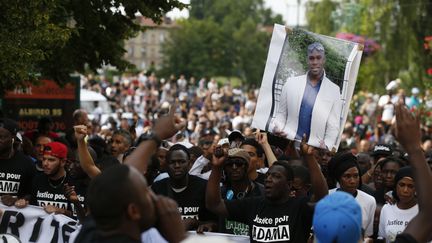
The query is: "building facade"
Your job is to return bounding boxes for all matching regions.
[124,16,176,71]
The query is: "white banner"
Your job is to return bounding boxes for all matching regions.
[0,203,79,243]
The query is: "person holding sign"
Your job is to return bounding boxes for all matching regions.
[272,42,342,151]
[206,137,328,242]
[30,142,78,217]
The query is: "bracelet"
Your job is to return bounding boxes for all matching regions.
[150,133,162,148]
[366,171,372,177]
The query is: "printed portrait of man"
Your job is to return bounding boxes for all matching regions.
[271,42,342,151]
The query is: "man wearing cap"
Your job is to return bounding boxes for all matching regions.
[361,144,393,190]
[30,141,78,216]
[206,140,328,242]
[0,118,35,199]
[406,87,420,109]
[219,148,264,236]
[312,191,363,243]
[228,130,245,149]
[272,42,342,151]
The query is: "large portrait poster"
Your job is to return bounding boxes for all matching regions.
[252,24,363,151]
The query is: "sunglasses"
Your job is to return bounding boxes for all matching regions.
[225,159,247,167]
[307,42,325,53]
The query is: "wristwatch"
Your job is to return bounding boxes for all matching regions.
[143,131,162,148]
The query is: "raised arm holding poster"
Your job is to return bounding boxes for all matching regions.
[252,25,363,151]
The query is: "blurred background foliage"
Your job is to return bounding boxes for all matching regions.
[306,0,432,93]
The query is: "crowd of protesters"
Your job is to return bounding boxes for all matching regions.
[0,72,431,242]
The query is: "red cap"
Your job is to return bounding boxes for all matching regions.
[44,142,67,159]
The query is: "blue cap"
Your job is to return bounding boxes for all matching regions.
[313,191,362,243]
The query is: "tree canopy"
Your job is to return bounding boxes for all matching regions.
[306,0,432,92]
[161,0,283,86]
[0,0,185,96]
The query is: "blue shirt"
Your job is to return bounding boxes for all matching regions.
[296,76,322,140]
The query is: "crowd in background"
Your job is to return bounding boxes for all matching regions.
[0,72,431,242]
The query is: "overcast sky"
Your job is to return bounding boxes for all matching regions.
[166,0,307,27]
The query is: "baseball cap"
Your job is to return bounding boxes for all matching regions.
[44,142,68,159]
[217,138,230,146]
[227,148,250,164]
[372,144,393,158]
[313,191,362,243]
[176,141,193,149]
[228,130,244,143]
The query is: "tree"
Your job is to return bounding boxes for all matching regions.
[161,19,227,79]
[0,0,185,96]
[305,0,337,35]
[162,0,283,85]
[306,0,432,92]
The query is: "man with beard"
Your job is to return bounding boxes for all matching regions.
[206,137,328,242]
[0,118,35,200]
[29,141,81,217]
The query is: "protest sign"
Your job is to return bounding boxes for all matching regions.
[0,204,79,243]
[252,25,363,151]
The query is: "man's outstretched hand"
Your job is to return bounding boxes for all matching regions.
[395,103,421,152]
[300,134,315,156]
[153,104,186,140]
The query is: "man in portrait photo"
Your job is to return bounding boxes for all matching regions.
[272,42,342,151]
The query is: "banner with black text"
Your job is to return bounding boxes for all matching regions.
[0,203,79,243]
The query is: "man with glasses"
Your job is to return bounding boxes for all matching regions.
[219,148,264,236]
[206,140,328,242]
[272,42,342,151]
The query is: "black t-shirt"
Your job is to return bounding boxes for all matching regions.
[225,196,313,243]
[151,175,215,222]
[0,151,36,197]
[219,181,264,236]
[31,174,86,217]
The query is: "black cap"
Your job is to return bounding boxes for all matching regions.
[372,144,393,158]
[228,130,244,143]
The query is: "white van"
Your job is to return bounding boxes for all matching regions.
[80,89,113,123]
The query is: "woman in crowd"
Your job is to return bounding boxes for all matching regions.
[378,166,418,243]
